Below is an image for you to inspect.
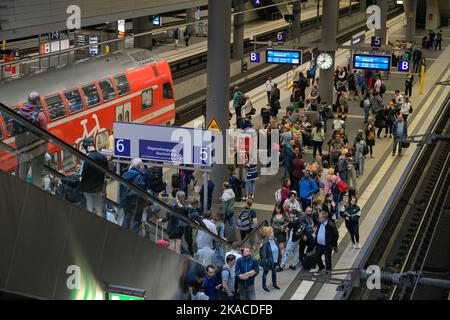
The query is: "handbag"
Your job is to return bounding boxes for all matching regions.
[400,141,410,148]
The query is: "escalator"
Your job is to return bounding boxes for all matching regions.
[0,102,267,300]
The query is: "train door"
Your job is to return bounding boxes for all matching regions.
[115,102,132,122]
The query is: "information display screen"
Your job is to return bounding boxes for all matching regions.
[353,54,391,71]
[266,49,301,65]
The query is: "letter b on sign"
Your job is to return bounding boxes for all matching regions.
[250,52,260,63]
[398,61,410,73]
[366,5,381,30]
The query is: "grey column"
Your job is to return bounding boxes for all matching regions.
[232,0,244,60]
[186,7,196,36]
[104,22,124,53]
[359,0,367,12]
[404,0,417,43]
[207,0,231,203]
[292,0,301,43]
[375,0,387,45]
[318,0,339,106]
[134,16,153,50]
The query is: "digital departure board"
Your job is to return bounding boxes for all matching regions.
[266,49,301,65]
[353,54,391,71]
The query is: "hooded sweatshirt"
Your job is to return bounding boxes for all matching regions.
[221,188,235,215]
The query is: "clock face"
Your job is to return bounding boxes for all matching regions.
[317,53,333,70]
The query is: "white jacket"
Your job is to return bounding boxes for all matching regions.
[222,188,235,201]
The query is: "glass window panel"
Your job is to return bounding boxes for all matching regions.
[114,74,131,96]
[82,83,101,108]
[64,89,84,114]
[99,79,116,101]
[45,95,67,121]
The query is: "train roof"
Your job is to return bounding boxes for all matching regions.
[0,48,164,107]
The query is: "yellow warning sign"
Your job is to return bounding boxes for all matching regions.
[207,117,222,132]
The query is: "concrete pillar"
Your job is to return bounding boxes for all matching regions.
[186,7,196,36]
[292,0,301,43]
[360,0,367,12]
[232,0,244,60]
[375,0,388,44]
[134,16,153,50]
[104,21,125,52]
[404,0,417,43]
[207,0,231,203]
[318,0,339,106]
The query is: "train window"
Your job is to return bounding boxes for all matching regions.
[61,149,76,171]
[142,88,153,110]
[45,95,67,121]
[64,89,84,114]
[95,129,109,151]
[99,79,117,101]
[82,84,100,108]
[114,74,131,96]
[163,82,173,99]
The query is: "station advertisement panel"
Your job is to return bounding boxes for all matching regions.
[266,49,301,65]
[353,54,391,71]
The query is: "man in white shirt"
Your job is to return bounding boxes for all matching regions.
[265,76,274,105]
[225,242,243,275]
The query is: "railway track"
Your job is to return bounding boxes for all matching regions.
[348,98,450,300]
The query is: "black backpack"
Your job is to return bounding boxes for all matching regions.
[57,174,82,203]
[216,265,230,286]
[380,83,386,94]
[171,173,181,189]
[147,168,166,193]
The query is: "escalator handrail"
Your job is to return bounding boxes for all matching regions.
[240,219,269,247]
[0,102,233,247]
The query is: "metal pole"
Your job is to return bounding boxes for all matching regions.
[349,0,352,15]
[375,0,388,45]
[206,0,231,203]
[316,0,321,23]
[38,34,42,71]
[232,0,245,59]
[203,172,208,214]
[318,0,339,106]
[292,0,301,43]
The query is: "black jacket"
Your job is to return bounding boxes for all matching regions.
[314,220,339,248]
[80,151,108,193]
[259,239,276,271]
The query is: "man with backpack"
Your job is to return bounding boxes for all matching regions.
[299,170,319,212]
[289,146,304,195]
[435,30,442,51]
[220,254,237,300]
[80,137,108,217]
[233,87,246,129]
[120,158,148,234]
[235,246,259,300]
[14,92,48,187]
[221,182,235,226]
[270,83,281,118]
[237,199,257,240]
[299,207,317,270]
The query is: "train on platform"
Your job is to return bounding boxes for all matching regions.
[0,48,175,173]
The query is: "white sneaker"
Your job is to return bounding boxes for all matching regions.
[356,243,361,249]
[352,244,357,249]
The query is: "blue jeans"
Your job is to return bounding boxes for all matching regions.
[281,240,299,268]
[225,212,235,226]
[358,157,365,176]
[262,265,278,289]
[245,180,255,195]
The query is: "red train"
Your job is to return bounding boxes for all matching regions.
[0,48,175,173]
